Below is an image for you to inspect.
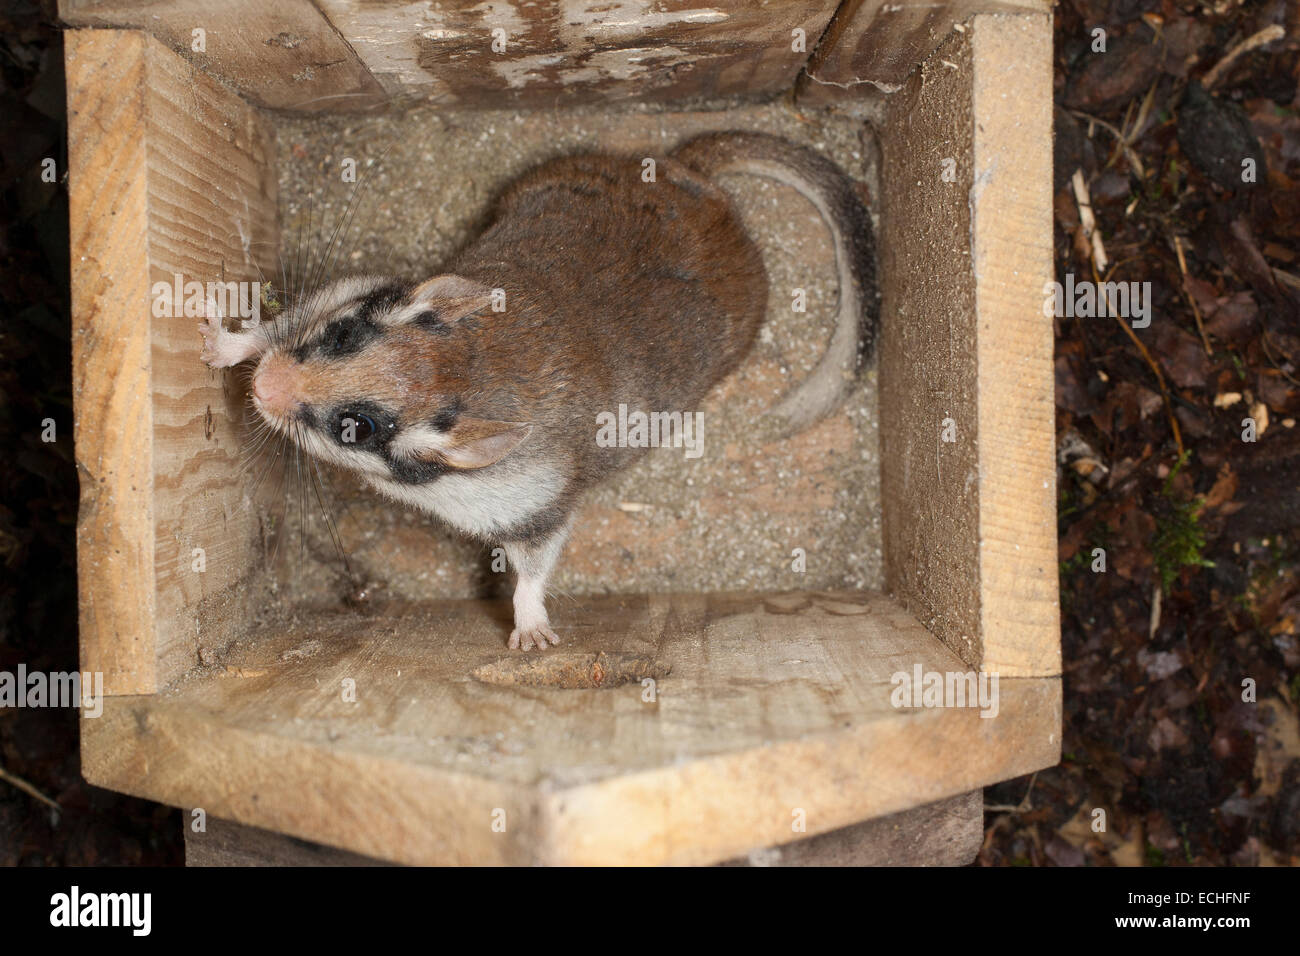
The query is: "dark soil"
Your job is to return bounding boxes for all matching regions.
[980,0,1300,866]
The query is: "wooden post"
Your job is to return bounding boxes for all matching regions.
[67,30,278,693]
[877,12,1060,678]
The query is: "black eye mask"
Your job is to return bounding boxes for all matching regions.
[323,401,450,486]
[319,315,382,359]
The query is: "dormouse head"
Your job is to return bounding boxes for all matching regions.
[250,274,530,485]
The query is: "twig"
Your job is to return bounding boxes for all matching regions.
[984,772,1039,814]
[1273,266,1300,294]
[1203,25,1286,91]
[1260,327,1300,388]
[1070,171,1183,451]
[0,763,60,811]
[1069,110,1146,179]
[1111,311,1185,457]
[1128,80,1160,147]
[1149,583,1162,638]
[1072,168,1109,273]
[1096,260,1186,458]
[1172,235,1212,355]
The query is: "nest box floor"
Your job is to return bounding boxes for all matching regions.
[86,590,1059,864]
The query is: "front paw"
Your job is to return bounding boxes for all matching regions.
[198,312,254,368]
[509,623,560,651]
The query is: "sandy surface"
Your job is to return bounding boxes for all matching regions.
[259,97,883,605]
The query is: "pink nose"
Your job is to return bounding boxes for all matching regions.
[252,360,304,417]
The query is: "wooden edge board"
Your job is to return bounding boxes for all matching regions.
[720,789,984,866]
[969,13,1059,677]
[878,11,1059,679]
[83,673,1059,865]
[186,789,984,866]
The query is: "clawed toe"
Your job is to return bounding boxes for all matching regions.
[509,624,560,651]
[198,314,227,366]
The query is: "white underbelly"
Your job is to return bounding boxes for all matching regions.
[366,460,565,539]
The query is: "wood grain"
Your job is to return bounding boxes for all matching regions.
[878,13,1059,678]
[189,790,982,866]
[967,14,1059,677]
[315,0,838,108]
[68,30,155,693]
[67,30,278,692]
[878,26,982,668]
[60,0,386,111]
[83,591,1060,865]
[801,0,1048,99]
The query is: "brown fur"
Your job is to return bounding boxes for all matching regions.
[436,153,768,491]
[257,134,872,542]
[224,133,876,648]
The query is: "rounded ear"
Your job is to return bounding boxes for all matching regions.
[405,275,496,326]
[421,418,532,470]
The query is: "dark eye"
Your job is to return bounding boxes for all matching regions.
[338,412,376,444]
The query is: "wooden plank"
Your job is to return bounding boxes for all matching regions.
[68,31,155,694]
[190,791,982,866]
[800,0,1048,102]
[67,30,278,692]
[721,790,983,866]
[966,14,1059,677]
[83,591,1060,865]
[314,0,838,108]
[877,12,1058,678]
[59,0,386,112]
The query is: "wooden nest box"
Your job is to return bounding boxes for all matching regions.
[65,0,1059,865]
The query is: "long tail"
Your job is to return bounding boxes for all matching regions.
[671,132,878,433]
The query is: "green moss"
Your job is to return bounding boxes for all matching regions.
[1145,844,1165,867]
[1059,474,1082,521]
[260,281,283,319]
[1060,549,1088,580]
[1151,453,1215,593]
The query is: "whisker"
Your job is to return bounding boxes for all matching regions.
[230,138,399,584]
[305,449,351,576]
